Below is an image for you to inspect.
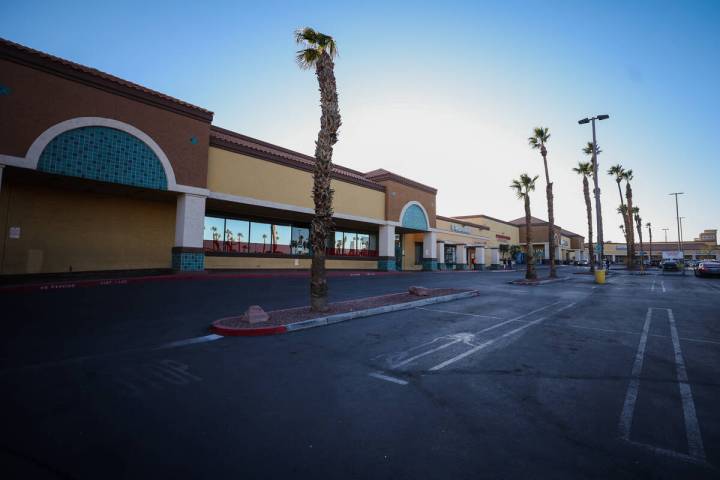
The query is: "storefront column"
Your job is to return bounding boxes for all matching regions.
[474,246,485,270]
[456,244,468,270]
[490,247,500,269]
[422,231,438,270]
[378,224,396,271]
[543,242,550,261]
[437,241,446,270]
[172,193,206,272]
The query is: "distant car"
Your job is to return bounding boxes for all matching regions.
[695,261,720,277]
[662,260,679,271]
[576,259,589,266]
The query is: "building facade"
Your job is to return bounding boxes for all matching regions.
[0,39,581,276]
[598,233,719,263]
[507,216,585,264]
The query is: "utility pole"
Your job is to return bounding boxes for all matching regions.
[680,217,686,258]
[578,114,610,269]
[669,192,685,274]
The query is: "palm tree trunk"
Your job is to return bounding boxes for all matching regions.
[617,179,630,266]
[542,149,556,278]
[583,176,595,273]
[625,183,635,270]
[309,52,341,312]
[525,195,537,280]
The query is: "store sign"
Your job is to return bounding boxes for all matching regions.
[451,223,471,234]
[9,226,20,239]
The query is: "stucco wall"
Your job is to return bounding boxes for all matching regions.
[0,59,211,188]
[207,147,385,221]
[380,179,436,227]
[0,180,175,274]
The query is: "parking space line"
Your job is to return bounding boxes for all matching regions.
[661,281,667,293]
[668,309,706,460]
[156,334,222,350]
[618,308,651,440]
[415,307,502,319]
[368,372,408,385]
[428,302,575,371]
[392,338,463,368]
[619,308,707,464]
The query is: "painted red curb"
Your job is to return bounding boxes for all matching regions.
[0,269,404,294]
[210,322,287,336]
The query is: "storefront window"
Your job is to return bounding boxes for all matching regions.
[204,217,225,252]
[291,227,310,255]
[271,225,291,254]
[224,219,250,253]
[249,222,272,254]
[327,230,378,256]
[445,245,456,264]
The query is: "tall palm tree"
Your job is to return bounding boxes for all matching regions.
[529,127,556,278]
[633,207,645,272]
[646,222,653,265]
[510,174,539,280]
[608,164,632,266]
[573,162,595,273]
[296,27,341,312]
[623,169,636,269]
[583,141,604,268]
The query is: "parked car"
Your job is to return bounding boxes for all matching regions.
[695,261,720,277]
[662,260,679,271]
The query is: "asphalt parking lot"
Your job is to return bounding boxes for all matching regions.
[1,267,719,479]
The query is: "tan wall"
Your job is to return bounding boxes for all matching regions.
[380,180,436,227]
[456,216,520,266]
[205,256,376,270]
[401,233,423,270]
[207,147,385,220]
[0,181,175,274]
[0,59,211,188]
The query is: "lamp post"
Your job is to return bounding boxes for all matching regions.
[662,227,669,243]
[669,192,685,273]
[579,115,609,268]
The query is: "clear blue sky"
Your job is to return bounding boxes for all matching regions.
[2,0,719,243]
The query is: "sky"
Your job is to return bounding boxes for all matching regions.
[2,0,719,243]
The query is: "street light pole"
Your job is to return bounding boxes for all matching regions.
[669,192,685,274]
[579,114,609,269]
[679,216,686,256]
[662,227,669,243]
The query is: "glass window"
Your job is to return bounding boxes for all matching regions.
[445,245,456,264]
[224,219,250,254]
[249,222,272,254]
[291,227,310,255]
[271,225,292,254]
[203,217,225,252]
[334,231,346,255]
[356,233,370,256]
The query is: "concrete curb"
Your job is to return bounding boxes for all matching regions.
[211,290,479,336]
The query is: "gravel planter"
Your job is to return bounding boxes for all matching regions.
[211,288,477,336]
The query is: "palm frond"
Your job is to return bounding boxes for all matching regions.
[296,48,321,68]
[528,127,550,148]
[294,27,337,61]
[573,161,593,176]
[582,142,602,156]
[623,169,634,181]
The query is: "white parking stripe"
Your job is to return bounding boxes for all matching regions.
[156,334,222,350]
[428,303,575,371]
[415,307,502,319]
[619,308,652,440]
[667,309,706,460]
[368,372,408,385]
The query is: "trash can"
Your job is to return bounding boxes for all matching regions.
[594,269,606,284]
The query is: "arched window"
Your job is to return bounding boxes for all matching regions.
[401,203,429,230]
[37,126,168,190]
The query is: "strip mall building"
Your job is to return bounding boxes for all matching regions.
[0,39,584,276]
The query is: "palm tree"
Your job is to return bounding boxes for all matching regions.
[529,127,556,278]
[510,174,539,280]
[623,169,636,269]
[633,207,645,272]
[608,164,632,266]
[296,27,341,312]
[583,142,604,268]
[646,222,653,265]
[573,162,595,273]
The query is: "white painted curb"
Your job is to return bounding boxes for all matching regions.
[285,291,479,332]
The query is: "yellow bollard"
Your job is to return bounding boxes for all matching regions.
[594,269,606,284]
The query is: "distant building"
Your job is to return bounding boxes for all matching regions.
[588,229,719,262]
[504,216,585,264]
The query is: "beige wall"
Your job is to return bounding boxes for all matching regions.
[207,147,385,221]
[455,216,520,265]
[0,181,175,274]
[205,256,377,270]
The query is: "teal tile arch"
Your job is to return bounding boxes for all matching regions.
[401,204,428,231]
[37,126,168,190]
